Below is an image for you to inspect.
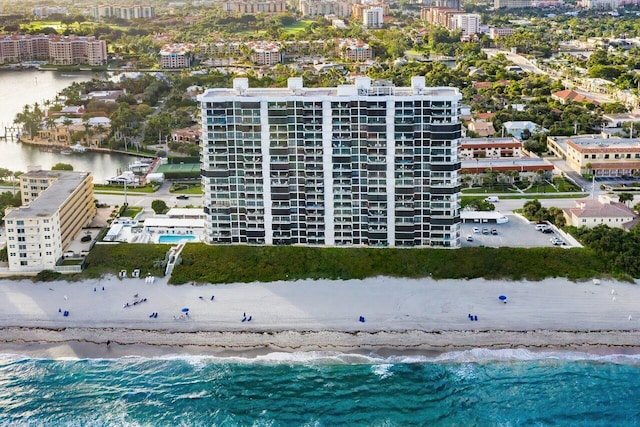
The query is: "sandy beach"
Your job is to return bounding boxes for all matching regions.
[1,275,640,358]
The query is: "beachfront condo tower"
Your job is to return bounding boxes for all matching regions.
[198,76,462,248]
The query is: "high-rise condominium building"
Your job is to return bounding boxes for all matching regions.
[198,76,462,248]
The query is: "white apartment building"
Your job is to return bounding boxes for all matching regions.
[4,170,96,272]
[32,6,68,18]
[450,13,480,38]
[90,5,156,20]
[363,7,384,28]
[198,76,463,248]
[580,0,619,8]
[298,0,355,17]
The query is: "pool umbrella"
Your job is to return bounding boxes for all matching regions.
[498,295,507,303]
[181,307,190,312]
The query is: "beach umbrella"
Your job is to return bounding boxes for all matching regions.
[499,295,507,303]
[181,307,190,312]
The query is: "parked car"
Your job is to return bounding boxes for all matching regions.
[541,228,554,234]
[482,228,489,234]
[176,195,189,200]
[485,196,500,203]
[491,228,498,235]
[473,227,480,234]
[466,235,474,242]
[535,223,550,231]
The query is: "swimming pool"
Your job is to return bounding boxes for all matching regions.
[158,234,197,244]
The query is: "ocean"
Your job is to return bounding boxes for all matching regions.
[1,349,639,426]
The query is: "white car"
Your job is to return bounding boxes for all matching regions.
[473,227,480,234]
[466,235,474,242]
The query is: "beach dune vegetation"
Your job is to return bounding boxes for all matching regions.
[166,245,608,285]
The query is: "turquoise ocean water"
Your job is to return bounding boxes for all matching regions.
[1,349,640,426]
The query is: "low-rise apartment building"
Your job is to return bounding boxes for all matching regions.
[337,38,373,61]
[4,170,96,272]
[547,134,640,177]
[459,137,523,159]
[247,41,283,65]
[0,35,107,66]
[160,43,194,68]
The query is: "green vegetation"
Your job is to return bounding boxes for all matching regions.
[80,244,169,279]
[281,20,314,36]
[0,191,22,224]
[151,199,169,214]
[170,182,202,194]
[120,206,143,218]
[93,184,159,194]
[520,199,566,226]
[568,225,640,279]
[52,163,74,171]
[169,244,607,284]
[34,270,63,282]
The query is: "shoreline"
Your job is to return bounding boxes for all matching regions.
[3,327,640,359]
[2,275,640,359]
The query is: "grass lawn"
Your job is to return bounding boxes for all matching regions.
[281,20,314,35]
[94,184,159,194]
[170,183,203,194]
[121,206,143,218]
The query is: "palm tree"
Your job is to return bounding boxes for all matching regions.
[62,117,73,144]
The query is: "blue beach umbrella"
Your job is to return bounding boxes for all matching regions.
[181,307,190,312]
[498,295,507,302]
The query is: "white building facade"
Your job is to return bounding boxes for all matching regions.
[198,77,463,248]
[451,13,480,38]
[363,7,384,28]
[4,170,95,272]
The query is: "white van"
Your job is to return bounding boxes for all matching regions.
[485,196,500,203]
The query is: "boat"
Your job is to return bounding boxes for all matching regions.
[70,143,87,153]
[60,150,72,155]
[106,171,139,185]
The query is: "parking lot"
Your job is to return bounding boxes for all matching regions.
[460,215,576,248]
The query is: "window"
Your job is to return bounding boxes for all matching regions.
[16,220,23,226]
[20,261,27,266]
[605,154,609,159]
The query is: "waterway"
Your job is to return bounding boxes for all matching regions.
[0,70,140,183]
